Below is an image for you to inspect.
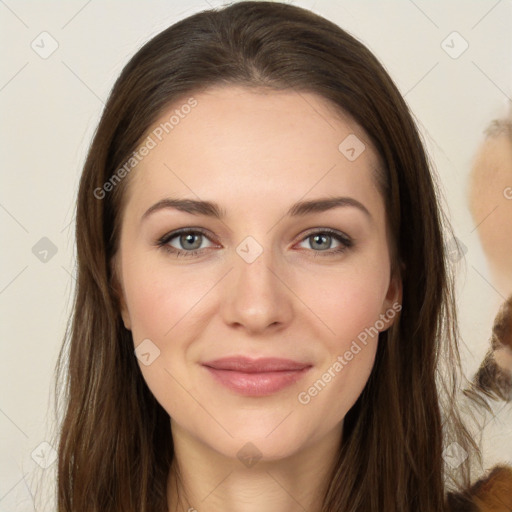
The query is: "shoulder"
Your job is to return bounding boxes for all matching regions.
[446,464,512,511]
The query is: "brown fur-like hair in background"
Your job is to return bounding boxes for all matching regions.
[484,118,512,139]
[446,465,512,512]
[464,295,512,407]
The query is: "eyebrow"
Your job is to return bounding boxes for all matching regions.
[141,196,372,223]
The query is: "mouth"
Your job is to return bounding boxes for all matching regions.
[201,356,312,396]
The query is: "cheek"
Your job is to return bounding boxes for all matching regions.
[293,266,387,417]
[123,261,211,343]
[122,265,210,416]
[295,287,381,429]
[305,263,390,345]
[297,339,377,436]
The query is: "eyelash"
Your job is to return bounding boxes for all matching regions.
[156,227,354,258]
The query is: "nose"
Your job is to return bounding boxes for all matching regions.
[220,243,294,334]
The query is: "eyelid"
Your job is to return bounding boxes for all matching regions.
[157,227,218,247]
[296,227,353,246]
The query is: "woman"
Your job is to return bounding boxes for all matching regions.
[52,1,501,510]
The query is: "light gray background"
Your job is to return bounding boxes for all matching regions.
[1,0,511,509]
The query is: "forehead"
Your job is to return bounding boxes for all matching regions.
[122,85,383,216]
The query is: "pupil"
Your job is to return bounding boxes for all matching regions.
[183,233,200,249]
[313,234,329,250]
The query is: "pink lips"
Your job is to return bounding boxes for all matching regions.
[201,356,312,396]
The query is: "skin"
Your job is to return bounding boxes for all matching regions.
[114,85,402,512]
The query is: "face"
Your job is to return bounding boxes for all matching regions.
[114,85,401,461]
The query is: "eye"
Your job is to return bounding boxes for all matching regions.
[295,228,353,257]
[156,228,216,257]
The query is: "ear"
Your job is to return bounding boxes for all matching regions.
[379,266,403,331]
[110,254,132,331]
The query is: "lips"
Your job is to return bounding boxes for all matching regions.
[202,356,311,372]
[201,356,312,396]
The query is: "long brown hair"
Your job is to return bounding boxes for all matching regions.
[52,1,481,510]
